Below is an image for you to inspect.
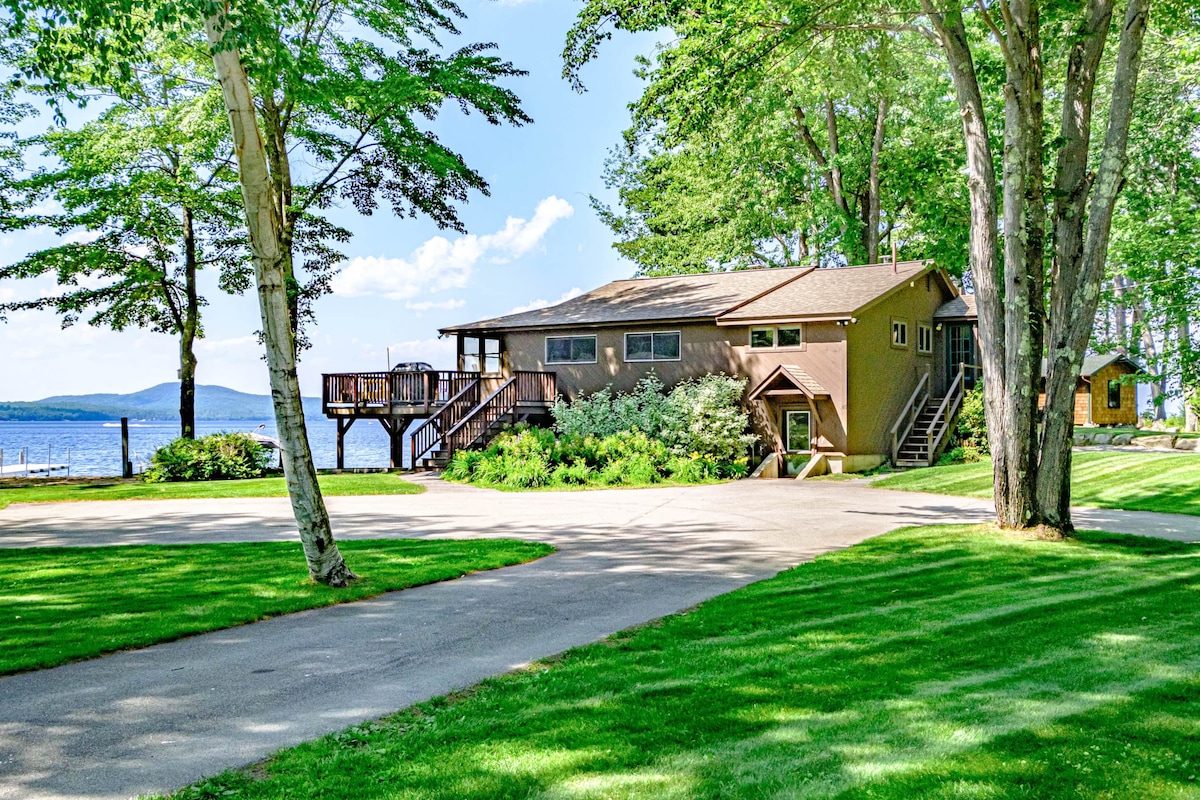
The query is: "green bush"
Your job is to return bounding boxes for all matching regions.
[939,388,989,465]
[145,433,272,483]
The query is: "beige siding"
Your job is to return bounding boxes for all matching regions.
[845,274,952,455]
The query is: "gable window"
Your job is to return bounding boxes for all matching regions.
[1108,379,1122,409]
[917,323,933,355]
[461,336,503,374]
[546,335,597,365]
[625,331,681,362]
[891,318,909,349]
[750,325,805,349]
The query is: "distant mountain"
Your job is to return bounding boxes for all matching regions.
[0,383,323,421]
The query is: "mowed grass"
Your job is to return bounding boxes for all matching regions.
[0,538,552,675]
[169,525,1200,800]
[874,450,1200,516]
[0,472,423,510]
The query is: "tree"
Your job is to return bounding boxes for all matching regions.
[568,0,1175,534]
[1094,27,1200,426]
[4,0,530,585]
[0,50,246,439]
[576,7,969,273]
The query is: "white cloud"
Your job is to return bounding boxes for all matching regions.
[383,337,457,370]
[509,286,584,315]
[61,229,103,246]
[196,335,260,355]
[405,299,467,312]
[331,196,574,300]
[0,287,15,303]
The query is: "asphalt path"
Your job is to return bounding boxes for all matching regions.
[1,476,1197,800]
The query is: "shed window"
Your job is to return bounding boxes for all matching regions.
[625,331,680,362]
[1108,379,1122,409]
[917,323,933,355]
[892,319,909,348]
[546,336,597,364]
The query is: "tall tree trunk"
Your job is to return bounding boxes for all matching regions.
[1134,301,1165,418]
[259,96,302,347]
[865,97,889,264]
[179,206,199,440]
[1115,276,1128,350]
[204,11,355,586]
[1037,0,1150,528]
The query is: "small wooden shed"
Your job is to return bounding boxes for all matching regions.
[1040,354,1142,427]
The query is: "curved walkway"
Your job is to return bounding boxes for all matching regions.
[1,478,1197,800]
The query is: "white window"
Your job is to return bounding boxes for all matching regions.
[750,325,804,349]
[546,336,597,364]
[917,323,933,355]
[785,410,812,452]
[892,318,909,349]
[624,331,681,362]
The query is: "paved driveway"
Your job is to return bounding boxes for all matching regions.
[1,478,1197,800]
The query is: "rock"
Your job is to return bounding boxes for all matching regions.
[1135,434,1177,449]
[1074,433,1092,446]
[1174,438,1199,451]
[1111,434,1134,446]
[1092,433,1112,446]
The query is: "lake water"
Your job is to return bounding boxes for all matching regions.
[0,417,414,476]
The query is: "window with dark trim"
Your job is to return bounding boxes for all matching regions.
[546,335,597,364]
[917,323,933,355]
[461,336,503,374]
[625,331,680,362]
[891,318,909,348]
[1108,379,1122,409]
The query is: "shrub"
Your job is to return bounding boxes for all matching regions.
[145,433,272,483]
[552,375,670,439]
[939,388,990,465]
[661,375,757,462]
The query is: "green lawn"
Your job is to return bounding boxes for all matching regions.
[168,525,1200,800]
[0,472,423,510]
[874,450,1200,516]
[0,538,552,675]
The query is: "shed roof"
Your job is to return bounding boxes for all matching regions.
[441,260,946,334]
[934,294,977,320]
[1039,353,1143,379]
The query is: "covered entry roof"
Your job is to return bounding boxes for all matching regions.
[747,365,831,402]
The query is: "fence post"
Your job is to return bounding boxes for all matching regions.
[121,417,133,478]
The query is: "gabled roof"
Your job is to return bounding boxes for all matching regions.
[717,261,935,324]
[747,364,831,402]
[1040,353,1143,379]
[441,260,948,335]
[934,294,977,320]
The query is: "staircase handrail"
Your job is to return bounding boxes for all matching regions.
[890,370,930,464]
[924,364,966,464]
[444,377,519,456]
[409,378,481,465]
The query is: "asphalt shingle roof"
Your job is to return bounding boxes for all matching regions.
[934,294,977,320]
[442,261,948,334]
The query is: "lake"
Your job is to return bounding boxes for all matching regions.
[0,417,414,476]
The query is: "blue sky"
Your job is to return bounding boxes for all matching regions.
[0,1,657,400]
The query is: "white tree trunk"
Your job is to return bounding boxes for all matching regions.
[204,12,354,586]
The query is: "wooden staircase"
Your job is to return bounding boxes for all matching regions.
[891,366,966,468]
[410,371,556,470]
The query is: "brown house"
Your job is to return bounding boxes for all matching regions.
[1038,354,1142,427]
[428,260,973,475]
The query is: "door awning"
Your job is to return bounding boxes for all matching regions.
[747,365,831,402]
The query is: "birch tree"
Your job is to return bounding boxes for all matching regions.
[4,0,529,584]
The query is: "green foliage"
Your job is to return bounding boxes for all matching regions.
[552,374,755,463]
[939,387,989,465]
[446,425,739,490]
[144,432,272,483]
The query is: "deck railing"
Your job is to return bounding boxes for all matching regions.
[322,371,480,414]
[442,371,558,458]
[409,378,482,465]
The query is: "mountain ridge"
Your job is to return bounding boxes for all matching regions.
[0,383,323,421]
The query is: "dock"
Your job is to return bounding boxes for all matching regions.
[0,462,70,478]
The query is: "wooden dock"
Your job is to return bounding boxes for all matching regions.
[0,462,70,478]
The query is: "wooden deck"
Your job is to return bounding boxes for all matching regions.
[320,370,557,469]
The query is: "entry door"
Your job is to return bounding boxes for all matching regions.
[947,324,978,390]
[783,410,812,477]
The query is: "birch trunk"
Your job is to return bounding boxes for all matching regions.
[1036,0,1150,529]
[204,11,355,586]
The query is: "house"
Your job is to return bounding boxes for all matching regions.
[1038,354,1142,427]
[423,260,973,475]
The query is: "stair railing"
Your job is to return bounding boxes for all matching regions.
[409,378,481,465]
[444,377,520,457]
[890,370,930,464]
[924,364,966,465]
